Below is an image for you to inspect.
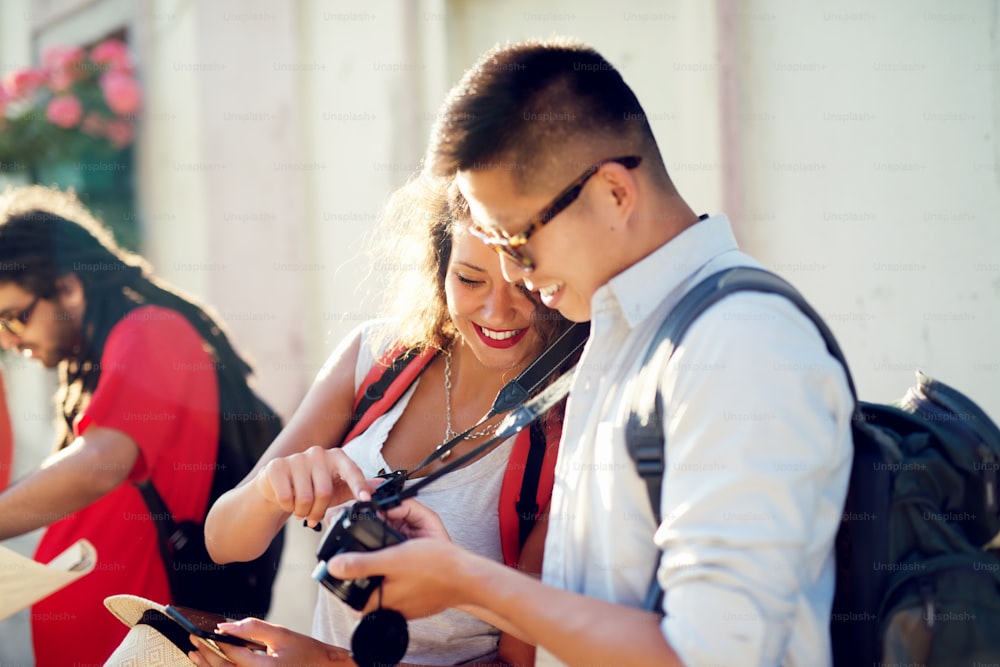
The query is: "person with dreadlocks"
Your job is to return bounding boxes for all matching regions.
[0,185,263,666]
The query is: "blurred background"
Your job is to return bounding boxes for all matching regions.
[2,0,998,663]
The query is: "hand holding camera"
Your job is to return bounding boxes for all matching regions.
[312,502,408,610]
[313,482,410,667]
[311,475,459,667]
[312,474,454,609]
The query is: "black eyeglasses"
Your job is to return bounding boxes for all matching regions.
[469,155,642,271]
[0,296,41,337]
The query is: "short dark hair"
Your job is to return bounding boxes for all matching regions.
[427,38,666,190]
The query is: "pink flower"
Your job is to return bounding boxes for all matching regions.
[48,69,74,92]
[42,45,85,72]
[90,39,132,72]
[100,70,142,115]
[43,46,86,91]
[102,118,134,148]
[46,94,83,128]
[3,68,47,100]
[81,112,106,137]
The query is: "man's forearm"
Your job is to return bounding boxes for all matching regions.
[0,449,109,539]
[329,522,681,666]
[0,476,73,539]
[455,552,681,667]
[0,428,137,540]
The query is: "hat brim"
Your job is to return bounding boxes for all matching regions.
[103,623,195,667]
[103,595,233,663]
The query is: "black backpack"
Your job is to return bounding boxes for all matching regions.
[136,363,285,619]
[625,266,1000,666]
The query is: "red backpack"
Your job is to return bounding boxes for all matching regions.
[340,346,559,568]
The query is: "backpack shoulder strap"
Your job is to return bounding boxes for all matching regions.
[499,419,559,567]
[133,478,180,573]
[343,331,573,569]
[346,343,560,569]
[626,267,856,612]
[625,266,856,524]
[342,346,438,446]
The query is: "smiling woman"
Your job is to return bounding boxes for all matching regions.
[369,176,568,358]
[444,225,541,370]
[193,173,577,667]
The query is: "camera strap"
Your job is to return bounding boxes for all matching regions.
[399,371,576,500]
[405,321,587,474]
[372,321,588,507]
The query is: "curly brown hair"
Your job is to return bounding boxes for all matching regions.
[368,173,569,360]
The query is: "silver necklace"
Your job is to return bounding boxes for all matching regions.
[439,347,499,460]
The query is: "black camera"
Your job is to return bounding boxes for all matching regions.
[312,502,407,610]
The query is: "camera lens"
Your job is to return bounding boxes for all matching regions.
[312,561,380,611]
[352,608,409,667]
[313,503,408,611]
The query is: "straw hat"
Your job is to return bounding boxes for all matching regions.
[102,595,232,666]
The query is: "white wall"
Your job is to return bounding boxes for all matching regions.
[733,0,1000,416]
[136,0,311,419]
[298,0,429,365]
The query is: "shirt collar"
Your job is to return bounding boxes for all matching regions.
[595,214,739,329]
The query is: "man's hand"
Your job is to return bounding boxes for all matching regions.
[327,538,467,619]
[0,427,139,539]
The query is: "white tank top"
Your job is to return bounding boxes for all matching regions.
[312,323,514,664]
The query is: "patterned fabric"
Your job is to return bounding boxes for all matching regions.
[102,594,229,666]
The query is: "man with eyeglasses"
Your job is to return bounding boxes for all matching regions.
[0,186,264,665]
[327,39,854,667]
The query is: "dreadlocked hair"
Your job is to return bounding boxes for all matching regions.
[0,185,255,449]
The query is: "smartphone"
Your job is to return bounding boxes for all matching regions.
[164,605,267,652]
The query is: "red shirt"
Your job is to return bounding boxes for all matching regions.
[0,369,12,491]
[32,305,219,666]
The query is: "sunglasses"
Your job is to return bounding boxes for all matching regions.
[469,155,642,271]
[0,296,41,337]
